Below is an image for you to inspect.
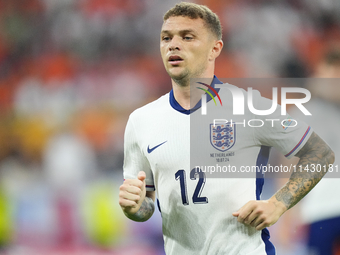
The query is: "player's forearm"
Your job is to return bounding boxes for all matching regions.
[123,196,155,222]
[274,132,335,210]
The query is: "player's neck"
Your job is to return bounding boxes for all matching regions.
[172,75,214,110]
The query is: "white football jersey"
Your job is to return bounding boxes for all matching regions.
[123,77,312,255]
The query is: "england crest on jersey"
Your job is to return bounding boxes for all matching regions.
[210,123,236,152]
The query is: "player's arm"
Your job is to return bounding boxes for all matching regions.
[233,132,335,230]
[274,131,334,209]
[119,171,155,222]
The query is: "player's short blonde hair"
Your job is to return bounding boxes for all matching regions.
[163,2,222,40]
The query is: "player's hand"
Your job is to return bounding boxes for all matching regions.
[119,171,147,215]
[232,198,287,231]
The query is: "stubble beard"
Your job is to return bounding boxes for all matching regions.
[168,63,207,88]
[169,69,190,87]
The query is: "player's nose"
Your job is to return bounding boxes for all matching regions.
[169,35,181,51]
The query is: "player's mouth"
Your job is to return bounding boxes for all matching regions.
[168,55,184,65]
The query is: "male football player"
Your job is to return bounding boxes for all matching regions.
[119,3,334,254]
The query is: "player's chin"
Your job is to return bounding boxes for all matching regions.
[167,69,188,81]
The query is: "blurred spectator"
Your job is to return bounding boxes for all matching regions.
[223,1,303,77]
[273,47,340,255]
[297,48,340,255]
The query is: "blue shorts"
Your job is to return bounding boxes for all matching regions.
[307,216,340,255]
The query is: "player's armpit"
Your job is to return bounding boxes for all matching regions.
[275,131,335,210]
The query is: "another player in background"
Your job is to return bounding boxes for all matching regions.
[279,48,340,255]
[118,2,334,255]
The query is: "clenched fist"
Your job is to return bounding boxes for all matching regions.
[232,198,287,231]
[119,171,147,215]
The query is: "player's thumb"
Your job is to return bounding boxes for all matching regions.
[137,171,146,183]
[232,212,239,217]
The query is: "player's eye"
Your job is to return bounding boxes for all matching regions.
[184,36,193,40]
[162,36,171,41]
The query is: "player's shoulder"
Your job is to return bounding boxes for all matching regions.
[217,82,275,112]
[217,82,249,96]
[217,82,263,103]
[129,93,170,121]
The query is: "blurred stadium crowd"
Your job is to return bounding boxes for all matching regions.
[0,0,340,254]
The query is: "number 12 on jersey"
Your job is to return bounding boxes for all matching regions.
[175,168,208,205]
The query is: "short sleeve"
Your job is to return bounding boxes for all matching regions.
[252,91,312,159]
[123,113,155,191]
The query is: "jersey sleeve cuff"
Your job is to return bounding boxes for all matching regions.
[123,176,155,191]
[146,184,156,191]
[285,126,312,159]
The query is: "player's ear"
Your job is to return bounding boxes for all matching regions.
[209,39,223,61]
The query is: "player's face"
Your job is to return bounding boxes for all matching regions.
[160,16,216,83]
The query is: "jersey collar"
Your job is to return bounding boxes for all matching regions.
[169,75,223,115]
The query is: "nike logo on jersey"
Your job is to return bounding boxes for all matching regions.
[147,141,167,153]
